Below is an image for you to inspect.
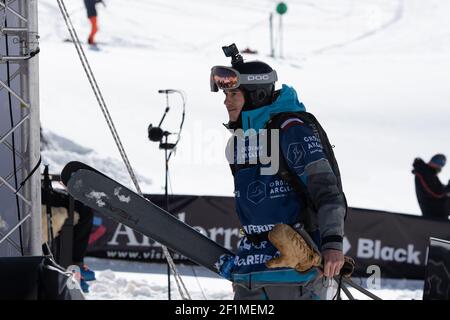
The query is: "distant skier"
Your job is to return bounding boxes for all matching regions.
[210,44,347,300]
[84,0,104,45]
[412,154,450,221]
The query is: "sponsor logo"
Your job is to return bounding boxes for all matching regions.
[239,237,269,251]
[88,215,107,245]
[304,135,323,154]
[269,179,293,198]
[105,212,240,251]
[356,238,421,265]
[234,254,275,266]
[286,143,305,167]
[247,181,266,204]
[343,236,351,255]
[239,144,261,162]
[242,224,274,235]
[247,74,270,81]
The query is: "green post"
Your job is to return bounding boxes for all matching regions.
[276,2,288,58]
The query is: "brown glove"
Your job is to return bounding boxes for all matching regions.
[266,223,322,273]
[341,256,356,278]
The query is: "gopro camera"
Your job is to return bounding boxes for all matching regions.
[222,43,243,67]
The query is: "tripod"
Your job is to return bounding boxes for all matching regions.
[160,133,175,300]
[148,89,185,300]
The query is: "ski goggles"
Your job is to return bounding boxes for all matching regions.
[210,66,278,92]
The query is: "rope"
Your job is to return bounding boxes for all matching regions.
[15,156,41,195]
[167,91,186,162]
[165,166,192,299]
[191,265,208,300]
[56,0,191,300]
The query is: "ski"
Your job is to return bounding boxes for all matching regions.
[63,38,103,51]
[60,161,234,276]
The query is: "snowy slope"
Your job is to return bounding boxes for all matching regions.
[39,0,450,215]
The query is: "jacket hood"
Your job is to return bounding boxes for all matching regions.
[240,84,306,132]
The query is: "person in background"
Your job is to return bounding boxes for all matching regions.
[83,0,104,45]
[412,154,450,221]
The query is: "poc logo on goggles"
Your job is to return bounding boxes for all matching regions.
[247,74,270,81]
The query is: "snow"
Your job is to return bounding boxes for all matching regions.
[83,257,424,300]
[84,257,234,300]
[36,0,450,300]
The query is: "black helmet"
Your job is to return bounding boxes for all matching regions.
[210,44,278,109]
[234,60,277,109]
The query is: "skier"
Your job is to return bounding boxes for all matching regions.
[412,154,450,221]
[210,44,347,300]
[83,0,104,45]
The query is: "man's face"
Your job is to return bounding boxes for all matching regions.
[223,89,245,122]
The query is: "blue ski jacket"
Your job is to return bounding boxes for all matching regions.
[226,85,346,288]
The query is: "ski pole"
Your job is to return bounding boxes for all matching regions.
[340,277,382,300]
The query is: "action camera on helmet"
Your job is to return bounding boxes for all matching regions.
[222,43,243,67]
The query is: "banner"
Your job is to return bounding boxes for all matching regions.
[85,195,450,280]
[87,195,241,263]
[344,208,450,279]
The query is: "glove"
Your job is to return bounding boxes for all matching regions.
[266,223,322,272]
[215,254,235,280]
[340,256,356,278]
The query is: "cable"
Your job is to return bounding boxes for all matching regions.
[167,166,205,299]
[167,90,186,162]
[165,160,192,300]
[56,0,191,300]
[191,265,208,300]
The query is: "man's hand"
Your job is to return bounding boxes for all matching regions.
[322,249,344,278]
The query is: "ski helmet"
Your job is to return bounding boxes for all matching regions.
[210,44,278,109]
[234,60,277,109]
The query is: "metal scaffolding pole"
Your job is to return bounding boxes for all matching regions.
[25,0,41,256]
[0,0,41,257]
